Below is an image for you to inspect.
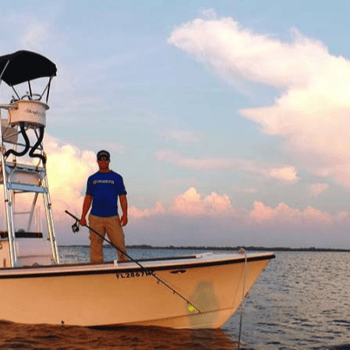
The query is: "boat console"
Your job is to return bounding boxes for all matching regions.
[0,231,52,267]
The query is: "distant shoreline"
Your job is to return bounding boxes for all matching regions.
[58,244,350,252]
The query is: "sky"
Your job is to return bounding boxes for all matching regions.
[0,0,350,248]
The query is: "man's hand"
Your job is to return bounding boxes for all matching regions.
[121,214,128,227]
[80,195,92,227]
[80,217,87,226]
[119,195,128,227]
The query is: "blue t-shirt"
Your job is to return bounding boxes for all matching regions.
[86,171,127,217]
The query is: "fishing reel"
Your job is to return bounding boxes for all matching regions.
[71,220,80,233]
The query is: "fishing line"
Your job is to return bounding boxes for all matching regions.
[65,210,202,314]
[237,249,248,350]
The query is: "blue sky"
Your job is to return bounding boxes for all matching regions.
[1,0,350,248]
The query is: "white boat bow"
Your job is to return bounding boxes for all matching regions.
[0,251,275,329]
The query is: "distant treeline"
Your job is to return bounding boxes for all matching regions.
[125,245,350,252]
[58,244,350,252]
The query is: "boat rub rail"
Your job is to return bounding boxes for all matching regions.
[0,252,275,279]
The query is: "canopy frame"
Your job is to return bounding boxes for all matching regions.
[0,50,57,104]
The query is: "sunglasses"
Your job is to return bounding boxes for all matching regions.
[98,157,110,162]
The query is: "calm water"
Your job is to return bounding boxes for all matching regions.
[1,247,350,350]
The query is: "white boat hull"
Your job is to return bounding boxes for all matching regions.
[0,252,274,329]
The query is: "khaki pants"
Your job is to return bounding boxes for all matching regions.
[88,214,128,263]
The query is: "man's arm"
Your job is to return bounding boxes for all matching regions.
[80,195,92,226]
[119,194,128,226]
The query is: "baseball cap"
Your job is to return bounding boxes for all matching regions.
[97,150,110,161]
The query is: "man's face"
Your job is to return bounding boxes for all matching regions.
[97,156,110,169]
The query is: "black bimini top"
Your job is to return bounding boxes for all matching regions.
[0,50,57,86]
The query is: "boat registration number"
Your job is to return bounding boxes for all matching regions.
[115,270,153,279]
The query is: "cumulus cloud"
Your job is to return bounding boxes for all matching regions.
[126,186,350,247]
[127,186,338,226]
[248,201,333,225]
[168,18,328,87]
[128,188,233,218]
[155,149,298,183]
[44,135,97,220]
[168,14,350,187]
[171,187,232,215]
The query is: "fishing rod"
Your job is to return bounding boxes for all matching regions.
[65,210,201,314]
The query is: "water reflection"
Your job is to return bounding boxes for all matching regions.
[96,326,239,350]
[226,252,350,349]
[0,321,239,350]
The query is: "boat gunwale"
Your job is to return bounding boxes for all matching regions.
[0,252,275,279]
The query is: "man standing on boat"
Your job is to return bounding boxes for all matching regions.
[80,150,129,263]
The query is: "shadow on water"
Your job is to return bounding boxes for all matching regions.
[0,320,249,350]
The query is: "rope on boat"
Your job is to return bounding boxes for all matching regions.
[65,210,202,314]
[237,248,248,350]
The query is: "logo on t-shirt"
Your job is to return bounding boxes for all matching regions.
[92,180,115,185]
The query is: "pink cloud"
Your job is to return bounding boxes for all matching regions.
[128,187,339,227]
[127,187,234,218]
[204,191,232,212]
[170,187,233,216]
[127,187,348,229]
[249,201,276,223]
[125,187,350,248]
[171,187,206,215]
[248,201,332,225]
